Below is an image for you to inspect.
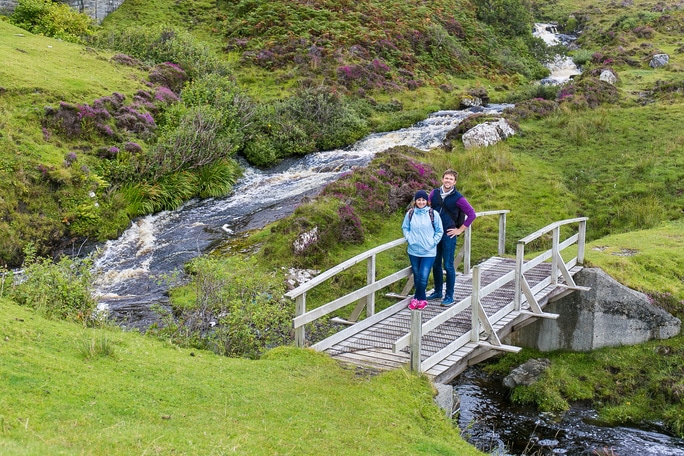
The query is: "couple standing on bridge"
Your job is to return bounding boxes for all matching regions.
[401,169,477,311]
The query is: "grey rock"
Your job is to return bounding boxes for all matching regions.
[649,54,670,68]
[599,69,617,84]
[503,358,551,388]
[462,118,515,149]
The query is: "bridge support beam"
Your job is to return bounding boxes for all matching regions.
[410,310,422,373]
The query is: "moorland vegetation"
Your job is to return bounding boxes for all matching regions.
[1,0,684,452]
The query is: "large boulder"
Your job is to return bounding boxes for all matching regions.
[462,118,515,149]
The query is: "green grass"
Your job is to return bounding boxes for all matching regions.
[0,21,147,99]
[585,220,684,300]
[0,298,483,455]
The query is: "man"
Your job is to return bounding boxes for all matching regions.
[427,169,477,306]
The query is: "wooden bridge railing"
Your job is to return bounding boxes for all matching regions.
[285,210,509,347]
[395,216,589,373]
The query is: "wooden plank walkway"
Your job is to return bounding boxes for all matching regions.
[321,256,582,384]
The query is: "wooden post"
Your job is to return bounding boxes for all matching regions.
[463,225,472,274]
[578,219,587,265]
[551,227,560,285]
[366,255,376,316]
[471,265,480,342]
[514,242,524,311]
[294,293,306,347]
[498,213,507,256]
[410,310,422,373]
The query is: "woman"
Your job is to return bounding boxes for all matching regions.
[402,190,444,310]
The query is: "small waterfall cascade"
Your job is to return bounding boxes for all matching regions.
[533,23,581,85]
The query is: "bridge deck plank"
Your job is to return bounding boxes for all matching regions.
[323,257,582,382]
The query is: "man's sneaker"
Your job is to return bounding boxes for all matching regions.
[416,300,428,310]
[441,296,455,307]
[408,298,419,310]
[426,291,442,301]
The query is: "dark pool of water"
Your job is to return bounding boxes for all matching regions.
[453,366,684,455]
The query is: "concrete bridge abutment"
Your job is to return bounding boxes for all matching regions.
[507,268,681,351]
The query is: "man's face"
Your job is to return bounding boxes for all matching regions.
[442,173,456,190]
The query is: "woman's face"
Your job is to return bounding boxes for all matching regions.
[415,197,428,208]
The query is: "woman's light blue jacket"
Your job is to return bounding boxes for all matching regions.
[402,206,444,257]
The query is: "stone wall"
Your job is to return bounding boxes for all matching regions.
[0,0,124,22]
[507,268,681,351]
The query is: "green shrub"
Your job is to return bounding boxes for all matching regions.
[571,49,594,66]
[144,104,243,179]
[10,0,95,42]
[78,334,115,359]
[8,245,96,324]
[240,87,369,166]
[151,256,293,358]
[472,0,534,38]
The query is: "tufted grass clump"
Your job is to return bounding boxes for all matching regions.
[78,334,115,359]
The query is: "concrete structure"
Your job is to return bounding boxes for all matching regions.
[0,0,124,22]
[508,268,681,351]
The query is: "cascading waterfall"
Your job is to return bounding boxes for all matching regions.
[92,104,511,327]
[533,23,581,85]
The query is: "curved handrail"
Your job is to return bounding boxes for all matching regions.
[284,238,407,299]
[518,217,588,245]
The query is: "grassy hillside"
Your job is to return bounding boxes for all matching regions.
[0,298,483,455]
[0,21,153,264]
[2,0,684,449]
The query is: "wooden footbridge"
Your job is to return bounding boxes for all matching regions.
[285,211,588,384]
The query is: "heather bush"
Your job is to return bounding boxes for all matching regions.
[110,53,144,68]
[44,102,112,139]
[503,98,560,122]
[337,204,365,244]
[113,105,157,138]
[558,77,620,108]
[148,62,188,94]
[143,104,242,179]
[10,0,95,43]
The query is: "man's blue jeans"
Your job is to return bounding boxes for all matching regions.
[409,254,436,301]
[432,234,458,299]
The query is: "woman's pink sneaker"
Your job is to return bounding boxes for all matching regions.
[417,300,428,310]
[408,298,419,310]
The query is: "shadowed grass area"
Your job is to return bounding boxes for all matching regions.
[0,298,483,455]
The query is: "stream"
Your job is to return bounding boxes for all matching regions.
[92,104,510,328]
[454,366,684,455]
